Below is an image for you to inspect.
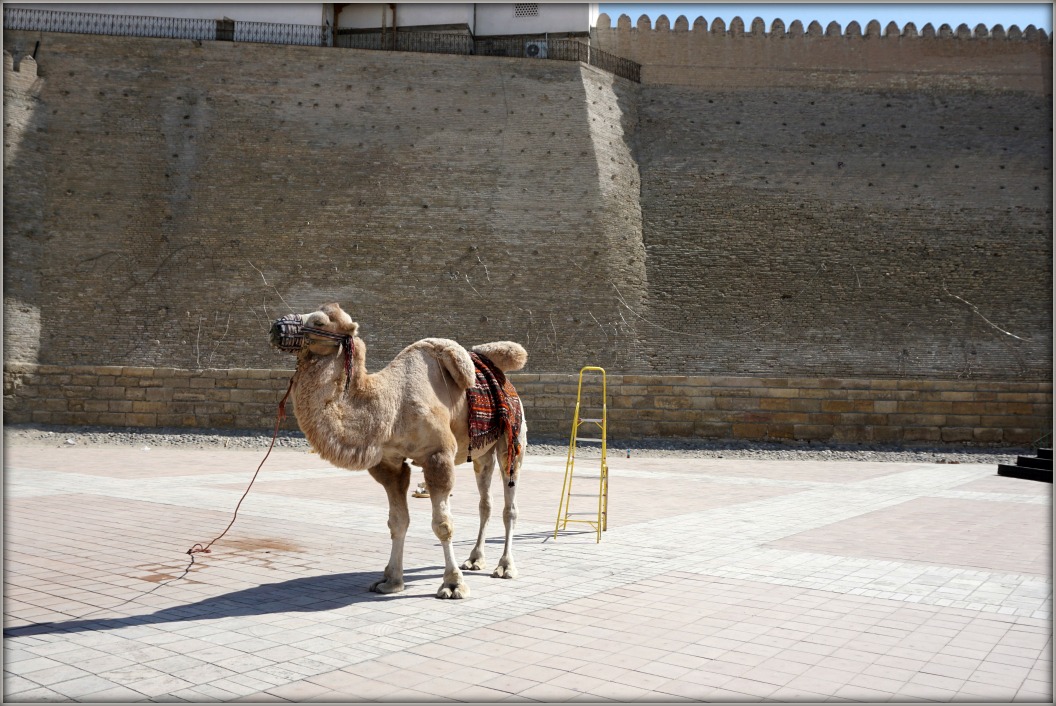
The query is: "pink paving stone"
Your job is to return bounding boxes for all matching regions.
[605,457,909,483]
[848,672,907,694]
[235,461,808,530]
[6,440,1051,704]
[229,691,287,703]
[79,684,157,701]
[214,471,386,501]
[955,474,1054,495]
[441,684,512,701]
[516,682,585,701]
[768,496,1051,575]
[579,679,655,701]
[5,491,364,573]
[896,682,960,701]
[833,683,898,701]
[563,476,800,529]
[718,675,783,699]
[4,445,335,479]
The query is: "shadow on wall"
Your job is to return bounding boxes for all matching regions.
[3,49,45,363]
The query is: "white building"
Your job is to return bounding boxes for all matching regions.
[337,3,597,38]
[8,3,598,37]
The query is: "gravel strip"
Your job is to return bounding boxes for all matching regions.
[4,423,1031,465]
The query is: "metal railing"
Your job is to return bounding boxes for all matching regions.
[4,7,640,82]
[3,7,331,46]
[337,30,473,55]
[233,20,330,47]
[475,37,640,82]
[338,31,641,82]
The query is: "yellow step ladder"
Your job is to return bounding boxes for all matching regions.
[554,366,609,543]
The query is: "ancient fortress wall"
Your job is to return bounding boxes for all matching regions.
[3,20,1052,442]
[3,51,46,364]
[593,13,1052,382]
[3,31,645,375]
[593,13,1052,92]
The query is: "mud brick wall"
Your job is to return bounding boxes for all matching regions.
[4,26,1051,382]
[2,31,645,374]
[3,52,45,364]
[631,84,1051,379]
[4,363,1050,446]
[592,13,1052,380]
[3,22,1052,441]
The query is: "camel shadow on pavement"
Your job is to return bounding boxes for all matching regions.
[4,566,445,639]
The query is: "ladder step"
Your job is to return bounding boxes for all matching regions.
[555,365,609,543]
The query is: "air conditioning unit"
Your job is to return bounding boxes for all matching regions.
[524,40,547,59]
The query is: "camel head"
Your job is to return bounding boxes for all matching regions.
[269,302,360,357]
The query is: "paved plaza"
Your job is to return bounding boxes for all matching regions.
[3,439,1052,702]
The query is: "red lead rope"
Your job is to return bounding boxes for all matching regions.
[299,326,354,392]
[3,378,300,628]
[187,376,296,556]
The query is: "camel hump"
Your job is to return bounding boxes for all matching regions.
[472,341,528,373]
[414,338,475,389]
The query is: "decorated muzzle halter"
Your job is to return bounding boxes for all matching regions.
[271,313,308,353]
[270,313,356,392]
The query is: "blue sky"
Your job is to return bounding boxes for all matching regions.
[599,4,1053,33]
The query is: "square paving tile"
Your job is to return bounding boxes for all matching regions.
[768,496,1051,576]
[4,442,1051,703]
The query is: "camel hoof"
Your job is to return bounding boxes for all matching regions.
[369,579,405,594]
[436,582,470,599]
[491,563,518,580]
[460,558,485,571]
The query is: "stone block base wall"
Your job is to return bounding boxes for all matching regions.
[2,363,300,432]
[4,364,1050,447]
[518,374,1051,446]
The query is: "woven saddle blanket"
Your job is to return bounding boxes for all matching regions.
[467,351,523,484]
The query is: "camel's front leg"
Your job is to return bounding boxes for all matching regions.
[423,451,469,599]
[367,460,411,594]
[461,452,495,572]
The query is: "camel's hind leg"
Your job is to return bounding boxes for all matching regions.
[461,451,496,572]
[367,459,411,594]
[423,451,469,599]
[492,434,523,579]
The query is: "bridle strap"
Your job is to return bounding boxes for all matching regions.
[301,325,355,392]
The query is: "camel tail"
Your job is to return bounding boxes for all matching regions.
[472,341,528,373]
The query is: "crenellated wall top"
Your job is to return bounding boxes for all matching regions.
[4,48,37,75]
[3,48,40,92]
[597,12,1051,41]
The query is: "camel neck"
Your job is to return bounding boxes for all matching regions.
[296,337,368,394]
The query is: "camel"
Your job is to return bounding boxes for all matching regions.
[269,302,527,599]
